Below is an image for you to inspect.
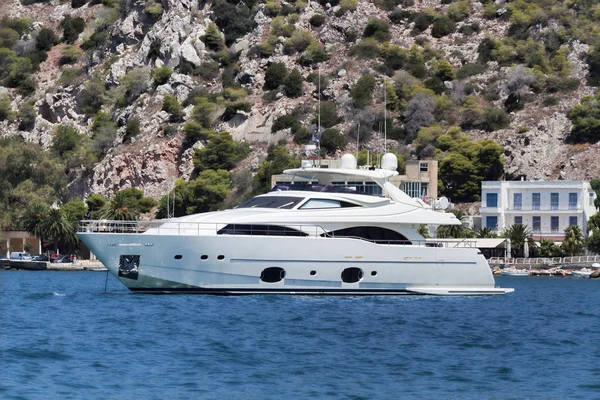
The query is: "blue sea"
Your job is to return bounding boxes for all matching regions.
[1,271,599,399]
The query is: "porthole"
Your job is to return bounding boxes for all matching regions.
[310,270,316,276]
[260,267,286,283]
[341,267,363,283]
[217,255,225,260]
[200,255,208,260]
[371,271,377,276]
[174,255,182,260]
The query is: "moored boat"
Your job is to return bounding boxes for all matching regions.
[78,153,513,296]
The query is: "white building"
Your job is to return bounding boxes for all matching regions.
[479,181,598,240]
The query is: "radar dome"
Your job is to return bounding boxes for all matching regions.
[381,153,398,171]
[340,154,357,169]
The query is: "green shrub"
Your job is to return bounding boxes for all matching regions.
[162,94,184,122]
[412,13,434,34]
[71,0,88,8]
[1,17,32,36]
[59,45,82,65]
[389,9,410,24]
[431,16,455,38]
[264,62,288,90]
[447,0,469,22]
[183,121,212,143]
[299,42,328,66]
[351,38,380,59]
[0,94,14,122]
[212,0,255,46]
[340,0,358,12]
[123,117,140,143]
[284,68,303,98]
[60,15,85,44]
[51,123,81,158]
[284,30,314,54]
[191,97,216,128]
[316,101,341,128]
[350,75,377,109]
[144,0,164,20]
[18,101,36,131]
[201,23,223,51]
[484,108,510,131]
[456,63,486,79]
[483,3,497,19]
[320,128,348,154]
[0,27,20,48]
[364,17,390,42]
[80,76,106,116]
[272,114,300,133]
[309,14,325,27]
[152,66,172,87]
[36,27,59,51]
[518,125,530,133]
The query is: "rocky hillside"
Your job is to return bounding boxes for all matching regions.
[1,0,600,205]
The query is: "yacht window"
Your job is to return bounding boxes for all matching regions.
[299,199,360,209]
[322,226,411,244]
[217,224,308,237]
[236,196,303,209]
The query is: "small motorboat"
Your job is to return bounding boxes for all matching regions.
[572,269,592,278]
[501,270,529,277]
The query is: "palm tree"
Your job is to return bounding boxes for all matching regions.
[436,210,475,238]
[475,227,497,238]
[22,204,50,253]
[40,208,77,253]
[502,224,536,258]
[101,191,139,221]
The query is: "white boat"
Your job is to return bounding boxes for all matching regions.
[572,270,592,278]
[501,270,529,277]
[78,153,513,296]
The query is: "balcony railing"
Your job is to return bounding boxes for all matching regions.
[504,206,581,211]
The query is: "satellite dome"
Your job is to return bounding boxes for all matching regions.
[381,153,398,171]
[340,154,357,169]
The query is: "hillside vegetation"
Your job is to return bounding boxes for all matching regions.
[1,0,600,234]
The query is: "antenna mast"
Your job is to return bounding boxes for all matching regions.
[317,67,321,168]
[384,80,387,153]
[356,120,360,165]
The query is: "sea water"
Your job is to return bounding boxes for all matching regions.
[1,271,599,399]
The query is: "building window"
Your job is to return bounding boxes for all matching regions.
[419,162,428,172]
[532,216,541,233]
[486,193,498,208]
[532,193,540,210]
[401,182,422,198]
[569,193,578,210]
[514,216,522,225]
[590,192,595,206]
[569,216,578,227]
[550,193,559,210]
[486,216,498,231]
[551,216,559,233]
[513,193,522,210]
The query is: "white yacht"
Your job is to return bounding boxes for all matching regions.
[78,154,513,295]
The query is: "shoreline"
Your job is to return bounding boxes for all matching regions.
[0,260,107,271]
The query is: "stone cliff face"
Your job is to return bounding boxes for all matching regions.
[0,0,599,202]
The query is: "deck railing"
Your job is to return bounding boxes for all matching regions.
[78,220,478,248]
[489,255,600,265]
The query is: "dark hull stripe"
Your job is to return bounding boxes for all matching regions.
[129,287,420,295]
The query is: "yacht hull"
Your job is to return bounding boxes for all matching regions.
[79,232,513,296]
